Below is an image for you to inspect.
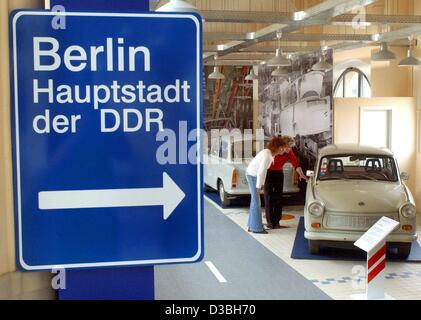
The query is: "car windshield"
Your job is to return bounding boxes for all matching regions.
[232,140,268,160]
[318,154,398,182]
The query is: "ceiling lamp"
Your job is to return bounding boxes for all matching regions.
[208,66,225,80]
[372,42,396,61]
[399,36,421,67]
[399,49,421,67]
[245,67,258,81]
[267,32,291,67]
[312,55,332,72]
[156,0,200,14]
[208,55,225,80]
[312,42,332,72]
[267,48,291,67]
[271,66,289,77]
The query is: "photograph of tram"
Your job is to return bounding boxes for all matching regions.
[258,50,333,172]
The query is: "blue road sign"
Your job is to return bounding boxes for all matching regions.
[10,11,203,271]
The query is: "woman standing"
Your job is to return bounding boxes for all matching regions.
[245,137,286,234]
[264,136,308,229]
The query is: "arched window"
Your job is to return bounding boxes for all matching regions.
[334,67,371,98]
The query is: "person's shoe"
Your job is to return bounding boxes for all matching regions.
[265,223,274,229]
[253,230,268,234]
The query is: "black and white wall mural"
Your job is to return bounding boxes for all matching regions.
[258,49,333,170]
[204,66,253,132]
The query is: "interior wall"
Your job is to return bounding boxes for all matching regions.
[334,98,417,199]
[333,46,412,98]
[371,47,413,98]
[0,0,44,277]
[412,0,421,218]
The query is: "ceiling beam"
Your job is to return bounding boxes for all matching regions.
[204,40,412,65]
[207,40,409,54]
[333,14,421,25]
[205,60,261,66]
[240,46,322,53]
[202,10,421,26]
[204,0,377,62]
[204,32,374,42]
[374,25,421,42]
[202,10,293,24]
[204,45,321,53]
[329,26,421,52]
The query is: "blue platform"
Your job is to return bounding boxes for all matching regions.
[58,266,154,300]
[291,217,421,262]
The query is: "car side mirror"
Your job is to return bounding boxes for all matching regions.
[306,170,315,177]
[400,172,410,181]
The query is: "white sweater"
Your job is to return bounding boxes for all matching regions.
[246,149,274,188]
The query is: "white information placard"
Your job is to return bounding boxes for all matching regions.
[354,216,399,253]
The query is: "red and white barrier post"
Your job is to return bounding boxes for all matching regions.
[352,217,399,300]
[366,241,387,299]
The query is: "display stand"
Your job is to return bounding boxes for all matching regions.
[351,216,399,300]
[47,0,154,301]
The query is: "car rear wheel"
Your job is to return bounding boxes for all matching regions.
[396,243,412,259]
[218,181,231,207]
[308,240,320,254]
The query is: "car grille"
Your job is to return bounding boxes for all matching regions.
[325,214,398,231]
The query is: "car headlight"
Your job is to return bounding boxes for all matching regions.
[308,201,324,217]
[400,203,416,218]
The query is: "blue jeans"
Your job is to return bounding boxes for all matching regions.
[246,175,264,232]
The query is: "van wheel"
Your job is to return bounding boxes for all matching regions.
[396,243,412,259]
[308,240,320,254]
[218,181,231,207]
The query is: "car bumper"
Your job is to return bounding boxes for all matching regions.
[226,189,250,198]
[225,186,300,197]
[304,230,418,243]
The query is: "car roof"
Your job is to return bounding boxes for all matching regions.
[319,144,394,157]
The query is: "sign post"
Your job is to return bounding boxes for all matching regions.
[352,216,399,300]
[10,8,203,299]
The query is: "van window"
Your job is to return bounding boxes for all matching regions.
[220,140,229,159]
[210,139,219,156]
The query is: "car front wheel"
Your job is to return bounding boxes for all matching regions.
[218,181,231,207]
[308,240,320,254]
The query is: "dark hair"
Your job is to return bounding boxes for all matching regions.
[267,137,286,153]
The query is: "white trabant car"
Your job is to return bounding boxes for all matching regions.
[204,135,300,206]
[304,144,417,258]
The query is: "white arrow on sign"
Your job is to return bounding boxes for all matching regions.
[38,172,185,220]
